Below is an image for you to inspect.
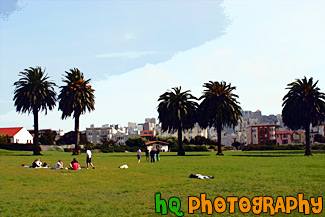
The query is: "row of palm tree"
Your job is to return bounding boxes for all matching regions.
[13,67,324,157]
[158,77,325,156]
[13,67,95,155]
[158,81,242,156]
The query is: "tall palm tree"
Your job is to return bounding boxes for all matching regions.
[282,77,325,156]
[158,87,197,156]
[58,68,95,155]
[13,67,56,155]
[198,81,242,155]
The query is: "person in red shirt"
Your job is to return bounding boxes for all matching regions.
[69,158,80,170]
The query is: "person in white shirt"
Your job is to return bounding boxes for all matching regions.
[86,149,95,169]
[137,148,141,163]
[55,160,64,169]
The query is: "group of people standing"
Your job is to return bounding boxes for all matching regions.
[137,147,161,163]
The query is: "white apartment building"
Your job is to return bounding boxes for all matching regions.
[86,124,117,144]
[157,123,207,140]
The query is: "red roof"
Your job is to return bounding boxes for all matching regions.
[0,127,23,137]
[145,141,169,146]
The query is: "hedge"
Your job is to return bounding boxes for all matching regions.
[0,143,34,151]
[170,145,209,152]
[242,144,325,151]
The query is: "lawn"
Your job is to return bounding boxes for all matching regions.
[0,149,324,216]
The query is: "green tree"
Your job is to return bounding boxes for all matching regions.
[13,67,56,155]
[198,81,242,155]
[58,68,95,155]
[314,134,325,143]
[39,130,57,145]
[282,77,325,156]
[125,137,148,147]
[158,87,198,156]
[0,133,10,144]
[56,131,89,145]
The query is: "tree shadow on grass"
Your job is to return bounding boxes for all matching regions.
[162,154,211,157]
[108,153,210,158]
[232,154,301,158]
[0,152,32,156]
[232,150,325,157]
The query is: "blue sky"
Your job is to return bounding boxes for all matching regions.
[1,0,325,132]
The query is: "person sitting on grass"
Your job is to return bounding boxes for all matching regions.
[55,160,64,169]
[69,158,80,170]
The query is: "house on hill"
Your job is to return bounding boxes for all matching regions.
[0,127,33,144]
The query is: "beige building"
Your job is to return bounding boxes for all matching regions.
[86,124,116,144]
[157,123,207,140]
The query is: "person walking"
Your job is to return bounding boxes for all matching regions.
[137,148,141,163]
[86,149,95,169]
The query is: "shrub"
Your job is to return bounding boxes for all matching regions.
[243,145,304,151]
[84,143,98,150]
[47,146,64,152]
[0,143,34,151]
[311,144,325,150]
[222,146,236,151]
[175,145,209,152]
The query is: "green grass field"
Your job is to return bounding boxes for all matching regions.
[0,149,324,216]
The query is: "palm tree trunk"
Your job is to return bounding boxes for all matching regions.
[304,124,312,156]
[177,127,185,156]
[33,107,41,155]
[73,113,81,155]
[216,124,223,155]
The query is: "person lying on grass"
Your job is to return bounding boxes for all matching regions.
[189,174,214,179]
[31,159,49,168]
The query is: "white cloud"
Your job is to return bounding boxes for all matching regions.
[95,51,155,59]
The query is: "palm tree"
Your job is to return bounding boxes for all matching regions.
[282,77,325,156]
[13,67,56,155]
[58,68,95,155]
[157,87,197,156]
[198,81,242,155]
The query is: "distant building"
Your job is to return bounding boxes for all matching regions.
[157,123,207,140]
[145,118,157,125]
[140,130,155,140]
[246,123,276,145]
[276,130,316,145]
[276,131,293,145]
[86,125,116,144]
[0,127,33,144]
[113,131,128,145]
